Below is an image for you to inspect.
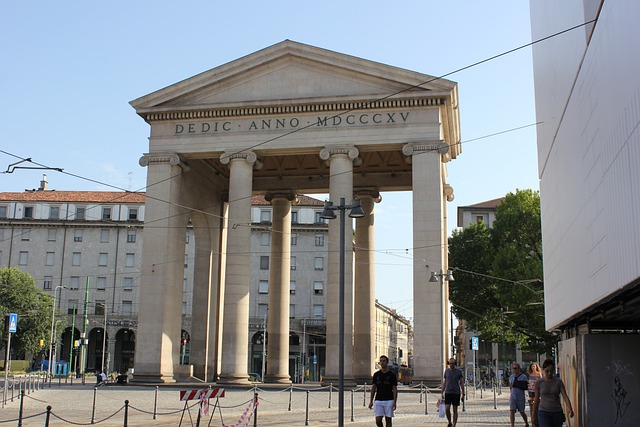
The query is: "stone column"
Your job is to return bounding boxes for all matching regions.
[218,151,257,384]
[403,142,448,384]
[132,153,188,383]
[265,192,296,384]
[319,146,359,385]
[353,190,381,384]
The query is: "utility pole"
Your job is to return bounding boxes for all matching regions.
[69,305,76,374]
[80,277,89,382]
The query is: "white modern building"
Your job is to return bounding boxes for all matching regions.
[530,1,640,425]
[0,180,411,381]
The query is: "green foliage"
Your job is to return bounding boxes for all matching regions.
[0,267,54,358]
[449,189,558,355]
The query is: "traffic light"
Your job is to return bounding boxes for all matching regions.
[39,339,44,347]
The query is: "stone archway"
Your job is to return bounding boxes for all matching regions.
[131,40,460,384]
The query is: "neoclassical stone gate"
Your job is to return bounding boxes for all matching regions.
[130,40,460,385]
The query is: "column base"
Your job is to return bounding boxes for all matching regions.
[265,374,292,384]
[217,374,252,385]
[130,373,176,384]
[411,376,443,388]
[321,375,359,388]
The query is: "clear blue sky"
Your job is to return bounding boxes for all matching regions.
[0,1,541,319]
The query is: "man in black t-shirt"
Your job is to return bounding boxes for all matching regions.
[369,355,398,427]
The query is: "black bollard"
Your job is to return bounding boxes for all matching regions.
[305,390,310,426]
[45,405,52,427]
[153,386,158,420]
[253,393,259,427]
[18,390,25,427]
[91,387,97,424]
[124,399,129,427]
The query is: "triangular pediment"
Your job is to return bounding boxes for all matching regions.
[131,40,456,112]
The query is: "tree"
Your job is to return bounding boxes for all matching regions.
[0,267,54,360]
[449,189,558,355]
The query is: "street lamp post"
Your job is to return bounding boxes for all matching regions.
[429,269,454,371]
[320,197,365,427]
[99,303,107,374]
[48,285,66,380]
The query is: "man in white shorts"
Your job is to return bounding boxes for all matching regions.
[369,355,398,427]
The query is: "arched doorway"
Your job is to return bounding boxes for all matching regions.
[115,329,135,374]
[87,327,108,373]
[180,330,190,365]
[60,327,80,372]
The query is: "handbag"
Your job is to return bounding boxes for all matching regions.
[438,403,446,418]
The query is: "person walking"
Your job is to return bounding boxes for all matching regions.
[509,363,530,426]
[369,355,398,427]
[527,362,542,425]
[532,359,574,427]
[441,358,465,427]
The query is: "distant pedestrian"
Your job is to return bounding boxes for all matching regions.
[532,359,574,427]
[369,355,397,427]
[441,358,465,427]
[527,362,542,425]
[509,363,529,427]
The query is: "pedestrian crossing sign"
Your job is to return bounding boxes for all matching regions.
[8,313,17,333]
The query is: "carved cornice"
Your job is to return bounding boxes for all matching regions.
[142,97,445,122]
[402,141,449,164]
[264,192,298,205]
[219,151,259,166]
[443,184,455,202]
[354,188,382,203]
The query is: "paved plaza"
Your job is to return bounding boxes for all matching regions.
[0,380,523,426]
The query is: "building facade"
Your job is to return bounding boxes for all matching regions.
[530,1,640,425]
[0,182,411,381]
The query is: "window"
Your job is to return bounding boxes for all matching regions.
[185,232,190,244]
[125,253,135,268]
[68,299,78,315]
[315,212,328,224]
[260,232,270,246]
[100,229,109,243]
[290,281,296,295]
[72,252,81,266]
[290,304,295,319]
[98,253,108,267]
[128,207,138,220]
[183,278,188,292]
[122,301,133,315]
[314,281,324,295]
[315,233,325,246]
[0,206,7,218]
[69,276,80,290]
[182,301,187,315]
[127,230,136,243]
[18,251,28,266]
[291,211,298,223]
[314,257,324,271]
[74,229,83,242]
[21,228,30,240]
[123,277,133,291]
[476,215,485,224]
[258,280,269,294]
[291,233,297,246]
[313,304,324,318]
[48,228,57,241]
[23,206,33,218]
[43,276,52,290]
[258,303,268,319]
[260,210,271,223]
[45,252,55,266]
[290,256,296,270]
[260,256,269,270]
[95,301,106,315]
[102,207,112,220]
[97,276,106,291]
[75,207,85,220]
[184,254,188,268]
[49,206,60,220]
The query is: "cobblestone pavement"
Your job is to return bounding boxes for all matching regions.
[1,381,523,426]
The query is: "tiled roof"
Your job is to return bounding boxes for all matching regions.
[0,191,145,203]
[462,197,503,209]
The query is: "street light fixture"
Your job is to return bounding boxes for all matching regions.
[320,197,365,427]
[48,285,66,380]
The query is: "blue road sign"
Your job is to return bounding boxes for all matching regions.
[8,313,17,333]
[471,336,479,351]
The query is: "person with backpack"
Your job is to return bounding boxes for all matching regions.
[509,363,530,426]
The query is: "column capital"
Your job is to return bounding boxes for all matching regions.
[443,183,455,202]
[354,188,382,203]
[219,151,259,166]
[402,141,449,163]
[264,192,298,204]
[139,152,190,170]
[319,146,359,161]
